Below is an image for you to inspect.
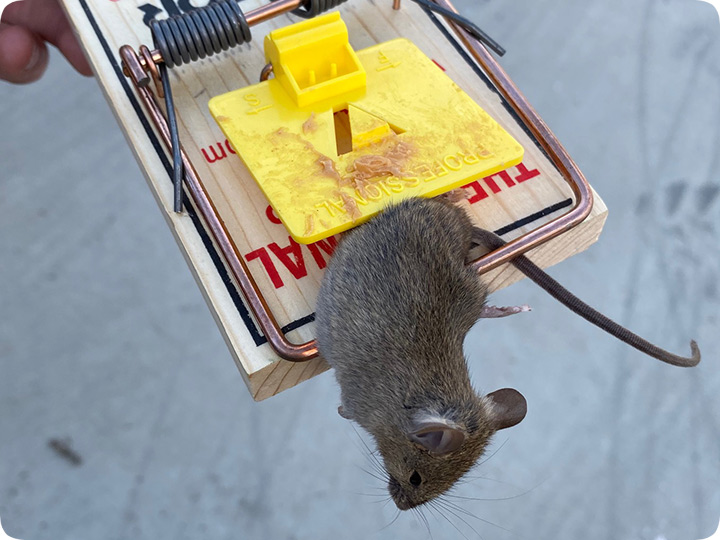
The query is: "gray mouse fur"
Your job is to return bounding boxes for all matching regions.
[315,197,527,510]
[315,196,700,510]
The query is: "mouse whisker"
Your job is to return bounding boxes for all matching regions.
[438,497,517,537]
[457,474,509,484]
[353,490,390,497]
[413,506,434,540]
[474,437,509,468]
[427,503,457,540]
[445,477,543,502]
[367,457,389,476]
[355,492,393,505]
[433,499,488,540]
[444,492,526,502]
[358,465,389,484]
[350,440,390,483]
[455,474,527,493]
[350,424,389,477]
[459,473,548,501]
[425,502,441,525]
[377,508,402,532]
[429,500,473,540]
[370,463,390,482]
[367,449,386,472]
[356,462,386,479]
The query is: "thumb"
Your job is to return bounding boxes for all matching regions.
[0,22,49,84]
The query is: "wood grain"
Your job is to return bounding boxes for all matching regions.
[60,0,607,400]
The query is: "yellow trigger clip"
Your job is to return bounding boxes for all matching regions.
[210,12,524,243]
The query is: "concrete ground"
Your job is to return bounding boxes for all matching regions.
[1,0,719,539]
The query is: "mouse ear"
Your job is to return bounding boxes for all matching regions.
[408,419,467,456]
[486,388,527,430]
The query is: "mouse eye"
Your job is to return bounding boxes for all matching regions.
[409,471,422,487]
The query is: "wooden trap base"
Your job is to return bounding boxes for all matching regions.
[61,0,607,400]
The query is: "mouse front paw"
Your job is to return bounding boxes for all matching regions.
[338,405,354,420]
[479,304,532,318]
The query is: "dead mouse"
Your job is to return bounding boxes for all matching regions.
[315,197,700,510]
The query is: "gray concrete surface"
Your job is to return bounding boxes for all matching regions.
[1,0,719,539]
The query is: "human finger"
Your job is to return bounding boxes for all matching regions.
[2,0,92,76]
[0,22,49,84]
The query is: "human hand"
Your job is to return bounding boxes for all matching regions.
[0,0,92,84]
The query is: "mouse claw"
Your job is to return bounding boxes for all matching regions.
[480,304,532,318]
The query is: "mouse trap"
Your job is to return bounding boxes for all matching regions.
[60,0,607,400]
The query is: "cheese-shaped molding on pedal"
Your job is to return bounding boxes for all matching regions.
[209,12,524,244]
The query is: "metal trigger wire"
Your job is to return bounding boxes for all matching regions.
[409,0,506,56]
[158,62,184,212]
[149,0,255,212]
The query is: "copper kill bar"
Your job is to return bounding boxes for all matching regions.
[120,0,593,362]
[429,0,594,275]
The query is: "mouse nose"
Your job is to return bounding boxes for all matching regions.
[388,476,412,511]
[388,475,400,496]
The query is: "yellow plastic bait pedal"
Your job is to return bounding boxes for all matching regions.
[209,12,524,244]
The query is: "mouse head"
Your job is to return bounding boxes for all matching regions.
[378,388,526,510]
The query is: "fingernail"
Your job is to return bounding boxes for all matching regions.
[24,43,40,71]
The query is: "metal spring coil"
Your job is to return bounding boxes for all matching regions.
[150,0,252,68]
[291,0,350,18]
[149,0,351,213]
[151,0,351,68]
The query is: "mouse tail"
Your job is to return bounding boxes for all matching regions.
[470,227,701,368]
